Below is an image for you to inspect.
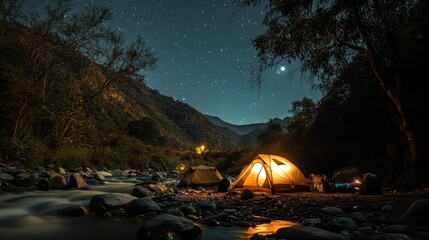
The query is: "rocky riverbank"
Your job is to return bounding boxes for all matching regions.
[1,164,429,240]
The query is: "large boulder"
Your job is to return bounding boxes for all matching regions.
[49,175,66,189]
[59,205,89,217]
[37,178,50,191]
[89,193,137,214]
[137,182,168,193]
[178,206,196,215]
[400,199,429,225]
[94,172,106,181]
[68,173,87,189]
[124,198,161,216]
[131,186,154,198]
[197,200,216,212]
[136,214,201,240]
[96,171,113,177]
[0,173,14,181]
[57,167,67,175]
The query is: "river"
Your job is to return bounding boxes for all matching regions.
[0,177,297,240]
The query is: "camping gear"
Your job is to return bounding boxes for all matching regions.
[334,183,358,193]
[357,173,383,195]
[217,178,230,192]
[176,165,223,188]
[229,154,310,193]
[310,174,332,193]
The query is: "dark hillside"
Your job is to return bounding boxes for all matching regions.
[0,21,231,168]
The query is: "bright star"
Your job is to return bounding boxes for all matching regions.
[277,66,286,74]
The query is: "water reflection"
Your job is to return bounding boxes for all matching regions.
[201,220,298,239]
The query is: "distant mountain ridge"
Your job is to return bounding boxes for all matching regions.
[205,114,290,146]
[204,115,266,135]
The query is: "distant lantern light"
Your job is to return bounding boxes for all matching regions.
[195,145,207,154]
[177,164,186,171]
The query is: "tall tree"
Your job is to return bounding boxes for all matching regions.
[238,0,426,178]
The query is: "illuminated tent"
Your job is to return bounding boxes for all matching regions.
[176,165,224,188]
[229,154,310,193]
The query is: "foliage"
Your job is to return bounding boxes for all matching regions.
[128,117,165,145]
[257,120,284,147]
[286,97,317,138]
[17,136,48,167]
[213,149,244,173]
[289,97,317,120]
[48,146,93,168]
[164,99,232,149]
[0,0,157,151]
[238,0,421,89]
[283,57,410,185]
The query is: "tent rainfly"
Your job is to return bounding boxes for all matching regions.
[229,154,310,193]
[176,165,223,187]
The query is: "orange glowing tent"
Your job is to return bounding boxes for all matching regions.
[229,154,310,193]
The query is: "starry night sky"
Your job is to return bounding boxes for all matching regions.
[45,0,321,125]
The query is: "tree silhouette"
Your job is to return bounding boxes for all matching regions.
[237,0,426,179]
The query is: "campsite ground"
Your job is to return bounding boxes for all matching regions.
[274,190,429,213]
[174,187,429,239]
[177,187,429,224]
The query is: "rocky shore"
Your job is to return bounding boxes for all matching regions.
[1,163,429,240]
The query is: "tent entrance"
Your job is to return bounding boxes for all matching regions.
[249,163,266,187]
[243,162,271,189]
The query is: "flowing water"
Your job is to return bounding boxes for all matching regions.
[0,177,297,240]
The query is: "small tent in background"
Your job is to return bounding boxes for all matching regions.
[176,165,223,188]
[229,154,310,193]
